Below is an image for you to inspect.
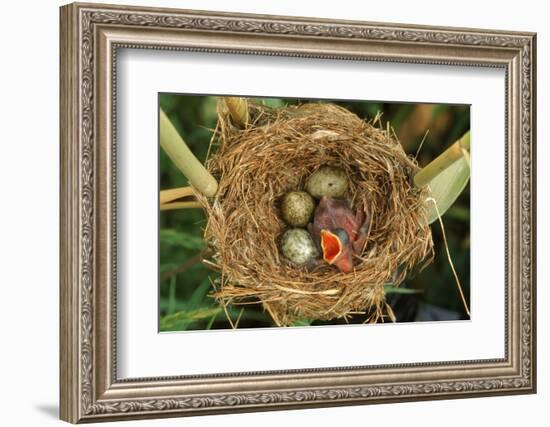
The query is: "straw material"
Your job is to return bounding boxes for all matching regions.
[195,102,434,326]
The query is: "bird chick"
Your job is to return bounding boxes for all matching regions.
[309,196,370,273]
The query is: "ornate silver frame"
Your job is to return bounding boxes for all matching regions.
[60,2,537,423]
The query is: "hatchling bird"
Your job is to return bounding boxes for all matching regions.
[309,196,370,273]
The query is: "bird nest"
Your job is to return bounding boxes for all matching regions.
[195,102,434,326]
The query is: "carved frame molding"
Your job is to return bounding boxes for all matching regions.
[60,2,536,423]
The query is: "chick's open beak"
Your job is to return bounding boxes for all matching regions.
[320,229,343,264]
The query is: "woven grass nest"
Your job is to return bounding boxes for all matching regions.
[195,102,434,326]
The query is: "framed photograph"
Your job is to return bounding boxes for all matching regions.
[60,2,537,423]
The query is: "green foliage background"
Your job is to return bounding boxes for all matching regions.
[159,95,470,331]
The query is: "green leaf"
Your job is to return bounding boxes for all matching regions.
[160,307,222,330]
[206,311,219,330]
[160,229,204,250]
[187,278,214,310]
[384,285,423,295]
[414,131,470,224]
[167,276,177,315]
[261,98,286,109]
[425,152,470,224]
[292,319,313,327]
[445,205,470,222]
[159,263,178,274]
[159,298,186,313]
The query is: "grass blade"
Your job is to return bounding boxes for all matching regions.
[414,131,470,224]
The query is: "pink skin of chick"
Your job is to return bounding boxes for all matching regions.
[308,196,370,273]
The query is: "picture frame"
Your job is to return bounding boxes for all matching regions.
[59,2,537,423]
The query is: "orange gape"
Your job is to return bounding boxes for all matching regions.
[320,230,342,263]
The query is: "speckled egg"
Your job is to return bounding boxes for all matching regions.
[305,166,348,199]
[280,228,319,265]
[281,191,316,227]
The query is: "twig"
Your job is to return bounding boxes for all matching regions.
[233,307,245,329]
[272,284,341,296]
[222,303,236,329]
[160,186,195,205]
[161,251,209,282]
[160,201,202,211]
[427,196,470,316]
[414,129,430,160]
